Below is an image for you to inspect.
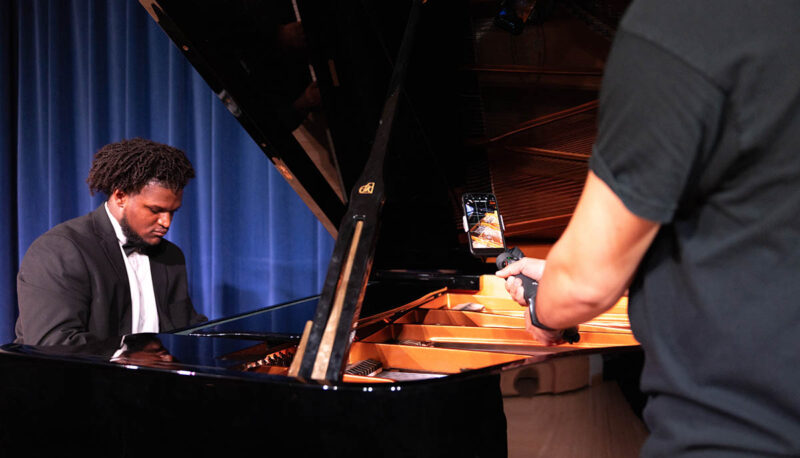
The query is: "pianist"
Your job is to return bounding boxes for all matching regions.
[15,138,206,346]
[498,0,800,456]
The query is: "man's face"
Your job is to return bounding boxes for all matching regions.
[118,181,183,247]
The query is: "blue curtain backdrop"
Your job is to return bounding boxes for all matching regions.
[0,1,335,344]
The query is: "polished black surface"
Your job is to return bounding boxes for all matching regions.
[148,0,488,273]
[1,333,289,377]
[0,299,511,456]
[0,339,507,456]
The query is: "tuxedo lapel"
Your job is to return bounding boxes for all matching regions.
[148,255,173,330]
[90,205,133,335]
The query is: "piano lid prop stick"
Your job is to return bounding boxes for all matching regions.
[290,0,318,83]
[311,220,364,380]
[293,0,423,382]
[288,320,314,378]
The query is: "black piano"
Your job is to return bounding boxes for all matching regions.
[0,1,646,456]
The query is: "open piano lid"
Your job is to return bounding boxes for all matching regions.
[140,0,484,274]
[139,0,626,269]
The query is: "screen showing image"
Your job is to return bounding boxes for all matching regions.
[464,195,504,249]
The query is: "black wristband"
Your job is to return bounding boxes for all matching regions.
[527,294,557,331]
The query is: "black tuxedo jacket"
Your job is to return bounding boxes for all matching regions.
[15,205,206,345]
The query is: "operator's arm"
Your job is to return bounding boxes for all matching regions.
[497,170,659,333]
[535,170,659,329]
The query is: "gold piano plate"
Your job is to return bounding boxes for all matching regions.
[244,275,638,384]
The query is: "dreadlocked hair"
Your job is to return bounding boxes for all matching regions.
[86,138,195,196]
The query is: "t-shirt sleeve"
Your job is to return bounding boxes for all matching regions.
[590,29,725,223]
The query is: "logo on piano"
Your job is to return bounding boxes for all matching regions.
[359,182,375,194]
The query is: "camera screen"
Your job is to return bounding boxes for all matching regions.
[464,194,504,250]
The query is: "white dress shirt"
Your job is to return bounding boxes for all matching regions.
[105,203,160,333]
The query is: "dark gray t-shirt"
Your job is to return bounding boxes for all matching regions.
[590,1,800,455]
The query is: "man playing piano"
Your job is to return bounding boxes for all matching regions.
[498,0,800,456]
[15,138,206,346]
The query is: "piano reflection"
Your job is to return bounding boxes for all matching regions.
[0,1,646,456]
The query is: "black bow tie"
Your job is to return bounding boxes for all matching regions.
[123,243,147,256]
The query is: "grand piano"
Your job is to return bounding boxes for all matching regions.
[0,1,646,456]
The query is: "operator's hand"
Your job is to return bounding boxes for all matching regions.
[495,257,545,308]
[524,307,565,346]
[496,257,563,346]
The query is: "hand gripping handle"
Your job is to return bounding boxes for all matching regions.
[498,249,580,344]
